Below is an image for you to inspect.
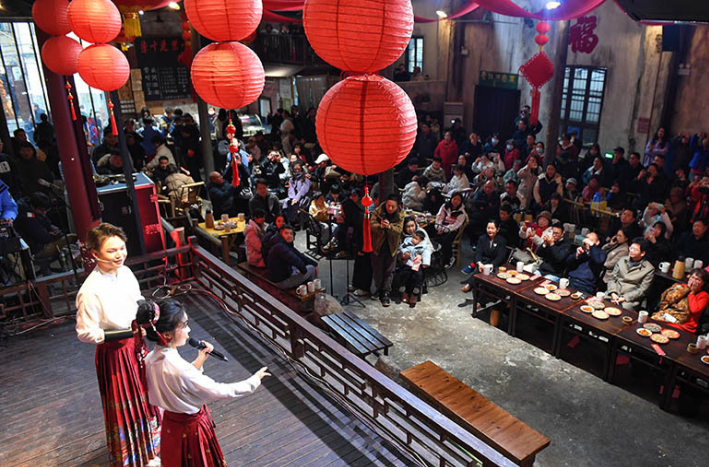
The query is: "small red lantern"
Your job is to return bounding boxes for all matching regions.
[68,0,122,44]
[191,41,265,110]
[536,21,551,34]
[316,75,417,175]
[303,0,414,73]
[77,44,130,91]
[32,0,71,36]
[535,34,549,46]
[184,0,262,42]
[41,36,83,76]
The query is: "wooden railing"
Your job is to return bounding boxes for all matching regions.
[190,242,517,467]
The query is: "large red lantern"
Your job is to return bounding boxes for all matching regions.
[184,0,262,42]
[32,0,71,36]
[191,42,265,110]
[77,44,130,91]
[68,0,122,44]
[316,75,416,175]
[41,36,83,76]
[303,0,414,73]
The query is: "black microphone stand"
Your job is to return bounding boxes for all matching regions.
[43,186,80,284]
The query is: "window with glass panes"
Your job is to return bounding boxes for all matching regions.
[405,36,423,73]
[559,66,607,148]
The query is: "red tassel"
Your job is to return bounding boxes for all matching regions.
[231,152,240,187]
[361,187,373,253]
[530,89,541,125]
[108,99,118,136]
[65,81,77,121]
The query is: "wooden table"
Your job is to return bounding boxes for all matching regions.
[471,265,542,322]
[401,361,550,467]
[198,217,246,263]
[321,309,393,357]
[668,348,709,409]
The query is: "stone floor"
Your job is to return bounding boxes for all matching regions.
[308,237,709,467]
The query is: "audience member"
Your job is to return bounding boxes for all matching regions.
[423,157,447,184]
[244,209,267,267]
[370,194,404,306]
[249,179,282,223]
[567,232,607,294]
[396,231,432,307]
[601,228,630,285]
[605,238,654,311]
[652,268,709,334]
[536,220,572,280]
[267,224,318,289]
[460,219,508,293]
[431,192,467,269]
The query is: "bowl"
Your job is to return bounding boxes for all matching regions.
[687,343,699,354]
[570,292,582,300]
[622,316,633,325]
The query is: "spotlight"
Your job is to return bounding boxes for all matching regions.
[436,10,448,18]
[168,1,180,10]
[546,1,561,9]
[138,10,144,15]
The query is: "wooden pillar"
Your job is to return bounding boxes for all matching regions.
[191,27,215,177]
[544,20,570,167]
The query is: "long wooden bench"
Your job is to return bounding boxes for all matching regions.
[237,262,320,317]
[320,309,393,357]
[400,361,550,467]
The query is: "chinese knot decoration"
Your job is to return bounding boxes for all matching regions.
[569,16,599,54]
[518,20,554,125]
[226,120,240,187]
[361,187,373,253]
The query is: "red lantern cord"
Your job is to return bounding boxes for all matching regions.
[65,80,77,121]
[108,99,118,135]
[229,139,240,187]
[361,187,373,253]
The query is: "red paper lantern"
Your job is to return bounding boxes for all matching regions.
[32,0,71,36]
[304,0,414,73]
[184,0,262,42]
[68,0,122,44]
[41,36,83,76]
[77,44,130,91]
[316,75,416,175]
[535,34,549,46]
[191,42,265,109]
[536,21,551,34]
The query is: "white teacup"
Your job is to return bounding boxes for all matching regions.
[483,264,493,275]
[559,278,569,290]
[581,227,590,236]
[685,257,695,269]
[516,261,524,272]
[659,262,670,273]
[694,260,704,270]
[313,278,322,290]
[296,285,307,296]
[307,281,316,293]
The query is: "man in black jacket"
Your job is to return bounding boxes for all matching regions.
[249,179,282,223]
[498,203,520,248]
[267,224,318,289]
[536,220,573,280]
[207,171,236,217]
[566,232,607,293]
[15,193,76,263]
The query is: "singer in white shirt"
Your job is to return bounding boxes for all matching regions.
[75,223,160,467]
[137,298,270,467]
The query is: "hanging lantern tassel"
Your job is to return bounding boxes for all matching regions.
[65,80,77,121]
[531,89,541,126]
[361,187,373,253]
[229,139,240,187]
[108,99,118,135]
[122,12,141,38]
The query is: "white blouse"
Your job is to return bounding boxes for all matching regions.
[145,346,261,414]
[75,266,143,344]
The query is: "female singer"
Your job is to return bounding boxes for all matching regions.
[136,298,270,467]
[75,223,160,467]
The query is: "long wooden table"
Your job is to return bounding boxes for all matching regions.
[470,266,709,409]
[197,217,246,263]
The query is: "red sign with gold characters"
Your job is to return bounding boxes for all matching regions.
[569,16,599,54]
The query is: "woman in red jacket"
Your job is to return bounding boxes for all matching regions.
[434,131,459,179]
[653,268,709,334]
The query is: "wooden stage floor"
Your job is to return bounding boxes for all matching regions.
[0,293,415,467]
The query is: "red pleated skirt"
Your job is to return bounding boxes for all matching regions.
[96,336,161,467]
[161,406,226,467]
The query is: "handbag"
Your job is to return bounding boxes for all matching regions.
[510,247,543,270]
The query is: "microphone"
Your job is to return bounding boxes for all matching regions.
[188,338,228,361]
[37,178,62,191]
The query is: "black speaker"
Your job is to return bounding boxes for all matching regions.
[662,25,680,52]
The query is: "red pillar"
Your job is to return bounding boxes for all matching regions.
[36,30,101,267]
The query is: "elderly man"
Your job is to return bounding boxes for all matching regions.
[207,171,236,218]
[605,238,655,310]
[566,231,607,294]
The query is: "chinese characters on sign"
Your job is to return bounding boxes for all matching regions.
[479,71,518,89]
[569,16,599,54]
[135,37,191,101]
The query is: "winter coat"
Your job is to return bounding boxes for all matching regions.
[474,234,508,267]
[537,236,573,277]
[266,235,317,283]
[601,241,629,284]
[423,164,447,184]
[517,163,541,209]
[435,203,466,234]
[402,181,426,211]
[434,140,459,178]
[244,219,266,267]
[605,257,655,309]
[371,204,404,257]
[399,237,432,268]
[567,245,607,293]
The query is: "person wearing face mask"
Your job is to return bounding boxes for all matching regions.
[605,238,655,310]
[556,133,579,162]
[76,223,161,467]
[483,133,501,156]
[525,142,546,165]
[138,299,270,467]
[503,139,520,170]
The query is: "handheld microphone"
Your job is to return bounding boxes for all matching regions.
[37,178,62,191]
[188,338,228,361]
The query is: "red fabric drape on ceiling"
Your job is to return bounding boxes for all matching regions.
[262,9,301,23]
[414,0,479,23]
[471,0,607,20]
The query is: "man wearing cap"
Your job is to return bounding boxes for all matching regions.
[609,146,628,183]
[564,178,579,201]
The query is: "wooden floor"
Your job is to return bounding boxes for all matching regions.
[0,293,415,467]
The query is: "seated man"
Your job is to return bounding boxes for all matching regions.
[207,171,236,218]
[150,156,173,186]
[267,224,318,289]
[164,166,195,205]
[396,231,432,307]
[0,180,17,226]
[675,219,709,265]
[536,219,572,280]
[422,157,447,184]
[498,203,520,249]
[605,208,642,244]
[605,238,655,310]
[566,232,607,294]
[96,150,133,175]
[249,178,282,223]
[244,209,267,267]
[15,193,76,265]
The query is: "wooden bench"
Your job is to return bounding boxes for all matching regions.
[400,361,549,467]
[321,309,393,357]
[237,262,321,316]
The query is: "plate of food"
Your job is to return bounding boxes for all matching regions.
[556,289,571,297]
[661,329,680,339]
[702,355,709,365]
[643,323,662,333]
[636,328,652,337]
[590,301,606,310]
[545,293,561,301]
[592,310,609,320]
[544,284,557,291]
[213,224,225,231]
[651,334,670,344]
[580,305,594,313]
[497,273,510,279]
[506,277,522,285]
[507,270,518,276]
[534,287,549,295]
[604,307,622,316]
[571,292,583,300]
[517,273,530,281]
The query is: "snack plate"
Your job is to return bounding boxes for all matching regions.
[661,329,680,339]
[590,301,605,310]
[702,355,709,365]
[643,323,662,333]
[592,310,609,320]
[545,293,561,301]
[636,328,652,337]
[651,334,670,344]
[506,277,522,285]
[556,289,571,297]
[544,284,557,291]
[580,305,594,313]
[517,273,530,280]
[534,287,549,295]
[571,292,583,300]
[497,273,510,279]
[604,307,622,316]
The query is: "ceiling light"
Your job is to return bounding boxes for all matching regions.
[436,10,448,18]
[546,1,561,9]
[138,10,144,15]
[168,1,180,10]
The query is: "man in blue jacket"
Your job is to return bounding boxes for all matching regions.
[0,180,18,225]
[267,224,318,289]
[566,231,607,294]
